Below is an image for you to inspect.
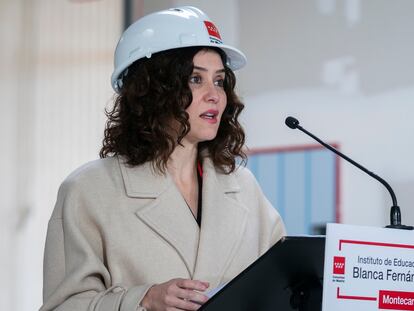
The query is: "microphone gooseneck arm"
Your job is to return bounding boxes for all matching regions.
[285,116,413,230]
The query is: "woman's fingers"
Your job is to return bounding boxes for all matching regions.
[141,278,210,310]
[176,279,209,291]
[175,279,209,305]
[176,289,209,304]
[171,295,205,310]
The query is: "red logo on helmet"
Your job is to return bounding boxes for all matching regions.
[204,21,221,40]
[333,256,346,275]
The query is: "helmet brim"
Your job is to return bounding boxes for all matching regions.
[111,44,247,93]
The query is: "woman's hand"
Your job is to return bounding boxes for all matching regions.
[141,278,210,311]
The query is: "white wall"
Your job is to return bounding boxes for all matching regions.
[0,0,122,309]
[241,92,414,227]
[236,0,414,228]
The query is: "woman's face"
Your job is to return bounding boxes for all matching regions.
[183,49,227,145]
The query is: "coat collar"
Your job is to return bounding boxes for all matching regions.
[118,156,248,285]
[192,159,248,288]
[118,156,240,198]
[118,157,172,198]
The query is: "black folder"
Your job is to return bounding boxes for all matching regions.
[200,236,326,311]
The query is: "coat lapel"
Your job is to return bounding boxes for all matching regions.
[193,159,248,288]
[118,157,200,276]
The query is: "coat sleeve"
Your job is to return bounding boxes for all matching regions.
[40,179,151,311]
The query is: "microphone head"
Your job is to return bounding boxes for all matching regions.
[285,116,299,129]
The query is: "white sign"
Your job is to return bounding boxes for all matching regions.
[322,223,414,311]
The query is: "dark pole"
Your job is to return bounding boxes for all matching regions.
[123,0,133,30]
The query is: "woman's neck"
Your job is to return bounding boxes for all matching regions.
[167,142,198,182]
[167,142,200,219]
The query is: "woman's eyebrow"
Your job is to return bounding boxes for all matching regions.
[193,65,225,74]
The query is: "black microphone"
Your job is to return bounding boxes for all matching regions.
[285,116,413,230]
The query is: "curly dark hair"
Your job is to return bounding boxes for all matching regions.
[100,46,246,174]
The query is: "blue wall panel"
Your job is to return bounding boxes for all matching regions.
[247,147,338,235]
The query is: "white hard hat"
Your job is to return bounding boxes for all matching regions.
[111,6,247,93]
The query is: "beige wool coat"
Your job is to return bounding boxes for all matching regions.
[40,156,286,311]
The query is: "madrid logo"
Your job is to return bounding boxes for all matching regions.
[332,256,346,283]
[204,21,223,44]
[333,256,346,274]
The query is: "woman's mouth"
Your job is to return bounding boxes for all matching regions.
[200,110,219,123]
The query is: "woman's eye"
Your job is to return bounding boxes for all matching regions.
[189,75,202,84]
[214,78,225,87]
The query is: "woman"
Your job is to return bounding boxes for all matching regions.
[40,6,285,311]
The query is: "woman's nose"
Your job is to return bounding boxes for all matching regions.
[203,82,220,103]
